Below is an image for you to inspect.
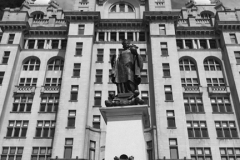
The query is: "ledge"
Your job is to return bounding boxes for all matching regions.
[185,112,205,114]
[65,127,75,129]
[189,137,210,139]
[217,137,239,139]
[167,127,177,129]
[163,76,171,78]
[33,137,53,139]
[74,55,82,57]
[68,100,78,102]
[212,112,234,114]
[10,111,31,113]
[165,100,174,102]
[96,61,104,63]
[94,82,103,84]
[93,105,102,108]
[38,112,56,113]
[71,76,80,78]
[4,137,26,139]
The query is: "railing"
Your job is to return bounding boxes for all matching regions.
[195,19,210,24]
[155,2,165,6]
[55,19,67,26]
[14,86,36,93]
[177,19,188,26]
[41,86,60,93]
[33,19,49,24]
[79,2,89,5]
[182,86,202,94]
[208,86,230,95]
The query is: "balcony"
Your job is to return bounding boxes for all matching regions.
[41,86,60,94]
[182,86,202,94]
[208,86,230,95]
[14,86,36,94]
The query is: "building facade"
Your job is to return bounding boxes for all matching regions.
[0,0,240,160]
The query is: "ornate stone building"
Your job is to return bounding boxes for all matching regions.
[0,0,240,160]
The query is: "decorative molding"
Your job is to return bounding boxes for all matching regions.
[64,11,100,22]
[143,11,180,21]
[176,27,218,36]
[97,0,146,6]
[0,21,29,32]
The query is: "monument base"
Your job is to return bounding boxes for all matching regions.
[100,105,149,160]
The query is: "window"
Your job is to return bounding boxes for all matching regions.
[211,97,232,113]
[76,42,83,56]
[95,70,103,83]
[234,52,240,64]
[94,91,102,106]
[159,24,166,35]
[1,147,23,160]
[141,70,148,83]
[67,110,76,128]
[52,40,59,49]
[111,5,116,12]
[2,51,10,64]
[35,121,55,138]
[0,72,5,85]
[70,85,78,101]
[78,25,85,35]
[109,49,116,62]
[8,34,15,44]
[164,85,173,101]
[169,139,178,159]
[141,91,149,105]
[146,141,152,160]
[204,58,221,71]
[190,147,212,160]
[31,147,51,160]
[110,3,134,12]
[110,32,116,41]
[12,95,33,112]
[73,63,81,77]
[44,78,61,86]
[184,96,204,113]
[209,39,217,49]
[19,78,37,86]
[219,148,240,160]
[99,32,105,41]
[206,78,225,86]
[64,138,73,159]
[187,121,209,138]
[140,49,147,62]
[230,34,237,44]
[47,58,64,71]
[6,121,28,138]
[199,39,207,49]
[185,39,193,49]
[179,58,196,71]
[215,121,238,138]
[23,58,40,71]
[36,39,44,49]
[181,78,199,86]
[119,3,125,12]
[97,49,104,62]
[40,95,59,112]
[109,69,113,83]
[160,43,168,56]
[139,32,145,41]
[28,40,35,49]
[162,63,170,77]
[127,32,133,41]
[93,115,100,129]
[89,141,96,160]
[176,39,183,49]
[61,40,67,49]
[119,32,125,41]
[167,111,175,128]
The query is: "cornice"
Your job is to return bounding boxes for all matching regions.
[215,21,240,31]
[64,11,101,22]
[25,26,68,36]
[0,21,29,32]
[143,11,180,21]
[176,27,218,36]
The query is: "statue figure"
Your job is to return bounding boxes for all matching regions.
[110,39,143,94]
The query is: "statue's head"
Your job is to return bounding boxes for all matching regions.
[122,39,131,49]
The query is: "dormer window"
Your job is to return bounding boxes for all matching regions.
[31,11,44,19]
[200,11,214,19]
[110,3,135,13]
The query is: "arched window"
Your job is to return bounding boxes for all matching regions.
[200,11,214,19]
[179,58,196,71]
[47,58,64,71]
[23,57,40,71]
[110,3,135,13]
[204,58,221,71]
[31,11,44,19]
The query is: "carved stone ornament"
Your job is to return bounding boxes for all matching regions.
[114,154,134,160]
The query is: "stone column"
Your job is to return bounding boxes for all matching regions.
[44,39,47,49]
[197,39,200,49]
[192,39,196,49]
[104,32,107,41]
[206,39,210,49]
[136,32,139,41]
[49,40,52,49]
[125,32,127,40]
[58,39,62,49]
[24,39,29,49]
[216,39,220,49]
[133,32,136,41]
[116,31,119,41]
[108,32,111,41]
[183,39,186,49]
[34,39,38,49]
[96,32,99,41]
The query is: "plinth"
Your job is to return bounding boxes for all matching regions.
[100,105,150,160]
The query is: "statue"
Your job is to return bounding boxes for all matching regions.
[105,39,145,107]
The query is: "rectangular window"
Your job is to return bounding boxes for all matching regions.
[97,49,104,62]
[64,138,73,158]
[219,148,240,160]
[19,78,37,86]
[209,39,217,49]
[190,147,212,160]
[230,34,237,44]
[141,91,149,105]
[215,121,238,138]
[8,34,15,44]
[40,94,59,112]
[187,121,209,138]
[99,32,105,41]
[176,39,183,49]
[6,121,28,138]
[181,78,199,87]
[160,42,168,56]
[199,39,207,49]
[70,85,78,101]
[93,115,100,129]
[67,110,76,127]
[35,121,55,138]
[164,85,173,101]
[119,4,125,12]
[167,111,175,128]
[78,25,85,35]
[127,32,133,41]
[109,49,116,62]
[13,95,33,112]
[162,63,170,77]
[234,52,240,64]
[52,40,59,49]
[0,72,5,85]
[119,32,125,41]
[185,39,193,49]
[184,96,204,113]
[109,69,113,83]
[146,141,152,160]
[61,40,67,49]
[1,147,24,160]
[28,40,35,49]
[44,78,61,86]
[141,70,148,83]
[140,49,147,62]
[110,32,117,41]
[95,70,103,83]
[206,78,225,86]
[73,63,81,77]
[211,97,232,113]
[76,42,83,56]
[37,40,45,49]
[169,139,178,159]
[159,24,166,35]
[31,147,52,160]
[139,32,145,41]
[94,91,102,106]
[89,141,96,160]
[2,51,10,64]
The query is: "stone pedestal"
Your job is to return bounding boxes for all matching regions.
[100,105,150,160]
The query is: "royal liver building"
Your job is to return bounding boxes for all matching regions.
[0,0,240,160]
